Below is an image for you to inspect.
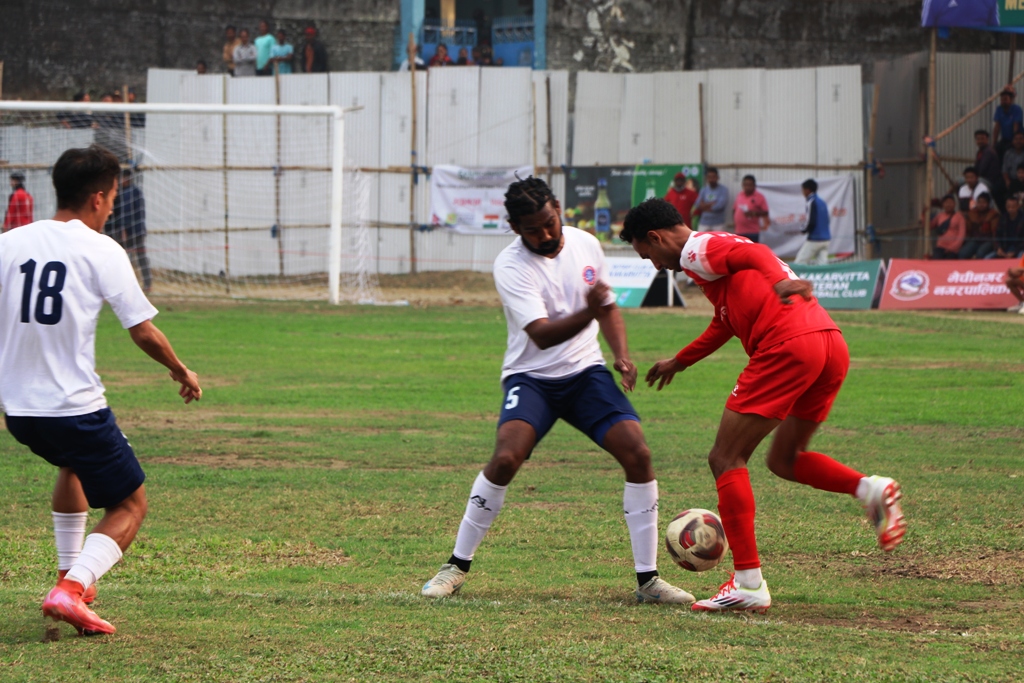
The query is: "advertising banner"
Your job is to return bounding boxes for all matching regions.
[606,257,685,308]
[563,164,703,239]
[879,259,1018,310]
[757,175,857,259]
[430,165,533,235]
[921,0,1020,28]
[791,260,883,310]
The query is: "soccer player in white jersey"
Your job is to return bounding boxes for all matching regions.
[421,177,693,604]
[0,145,202,635]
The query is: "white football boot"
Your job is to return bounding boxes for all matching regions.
[421,563,467,598]
[863,475,907,552]
[636,576,696,604]
[691,574,771,614]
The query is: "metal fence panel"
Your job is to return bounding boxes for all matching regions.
[532,71,570,166]
[619,73,655,164]
[816,66,865,166]
[573,72,625,165]
[762,68,817,164]
[426,67,480,166]
[478,67,533,166]
[652,71,706,164]
[706,68,763,165]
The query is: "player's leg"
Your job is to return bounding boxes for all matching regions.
[600,420,696,604]
[51,468,97,604]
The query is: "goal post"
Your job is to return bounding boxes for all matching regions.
[0,100,361,304]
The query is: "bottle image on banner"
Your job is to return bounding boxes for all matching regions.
[644,178,657,201]
[595,178,612,235]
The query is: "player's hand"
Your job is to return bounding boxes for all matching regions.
[774,278,814,305]
[586,280,612,316]
[170,366,202,404]
[614,357,638,392]
[645,358,685,391]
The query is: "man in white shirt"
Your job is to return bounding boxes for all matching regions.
[0,145,202,636]
[420,177,694,604]
[958,166,991,209]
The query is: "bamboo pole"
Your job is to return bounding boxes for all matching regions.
[222,78,231,295]
[1010,35,1017,88]
[0,61,4,100]
[698,82,707,166]
[924,28,937,256]
[408,32,418,275]
[122,83,132,164]
[545,75,554,187]
[867,81,880,259]
[934,67,1024,142]
[274,65,284,278]
[531,81,539,177]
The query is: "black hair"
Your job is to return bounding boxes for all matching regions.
[941,193,956,203]
[620,199,683,243]
[72,90,87,102]
[10,171,25,183]
[742,174,756,183]
[52,145,121,210]
[964,166,978,176]
[438,43,448,49]
[802,179,818,192]
[705,166,719,176]
[974,129,989,138]
[1017,163,1024,171]
[1008,194,1020,202]
[226,24,236,31]
[977,192,992,204]
[239,28,250,35]
[196,59,208,68]
[504,176,557,224]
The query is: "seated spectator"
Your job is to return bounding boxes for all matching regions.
[58,91,95,129]
[994,195,1024,259]
[993,86,1023,158]
[931,194,963,259]
[1006,257,1024,313]
[974,130,1003,206]
[300,26,329,73]
[477,44,494,66]
[223,25,241,75]
[233,29,258,77]
[429,44,453,67]
[960,192,1000,259]
[1008,163,1024,204]
[958,166,990,209]
[399,44,426,71]
[3,172,33,232]
[196,59,208,74]
[270,29,294,74]
[456,47,472,65]
[1003,130,1024,189]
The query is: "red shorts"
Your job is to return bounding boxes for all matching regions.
[725,329,849,423]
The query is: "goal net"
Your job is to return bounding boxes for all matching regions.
[0,101,377,304]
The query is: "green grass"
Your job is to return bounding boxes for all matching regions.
[1,301,1022,682]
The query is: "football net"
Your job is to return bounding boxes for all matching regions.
[0,101,379,304]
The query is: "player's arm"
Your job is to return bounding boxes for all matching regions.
[596,302,637,392]
[724,242,814,305]
[645,316,733,391]
[524,281,611,350]
[128,320,202,404]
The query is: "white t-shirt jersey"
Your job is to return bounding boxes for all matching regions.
[0,219,158,417]
[494,226,615,380]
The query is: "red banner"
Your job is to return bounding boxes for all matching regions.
[879,259,1018,310]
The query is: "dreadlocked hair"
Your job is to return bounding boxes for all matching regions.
[505,176,556,224]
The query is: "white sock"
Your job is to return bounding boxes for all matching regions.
[735,567,764,590]
[855,477,871,503]
[623,480,659,573]
[64,533,122,590]
[52,511,88,571]
[452,472,507,562]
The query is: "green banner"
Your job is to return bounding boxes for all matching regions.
[790,260,883,310]
[1002,2,1024,28]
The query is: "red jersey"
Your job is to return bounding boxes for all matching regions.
[675,232,838,366]
[664,187,698,227]
[4,188,33,231]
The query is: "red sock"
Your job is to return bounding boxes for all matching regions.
[716,468,760,570]
[55,578,85,597]
[792,451,864,496]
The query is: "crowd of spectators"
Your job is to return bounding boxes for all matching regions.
[219,22,327,76]
[401,42,503,71]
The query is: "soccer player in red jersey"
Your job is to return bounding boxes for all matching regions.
[619,199,906,613]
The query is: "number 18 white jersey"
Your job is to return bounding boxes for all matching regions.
[0,219,157,417]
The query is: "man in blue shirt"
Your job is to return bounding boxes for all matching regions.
[993,87,1023,159]
[795,179,830,265]
[693,166,729,231]
[269,30,294,75]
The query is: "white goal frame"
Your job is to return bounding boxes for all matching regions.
[0,101,352,304]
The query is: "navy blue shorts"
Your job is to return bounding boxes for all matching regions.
[5,408,145,509]
[498,365,640,449]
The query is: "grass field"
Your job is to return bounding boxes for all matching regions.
[1,298,1022,682]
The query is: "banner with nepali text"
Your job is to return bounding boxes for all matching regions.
[879,259,1018,310]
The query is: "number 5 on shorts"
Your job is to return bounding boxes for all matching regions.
[504,386,520,410]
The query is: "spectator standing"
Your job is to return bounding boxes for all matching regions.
[456,47,472,65]
[4,172,33,232]
[300,27,329,73]
[960,192,1000,259]
[794,178,830,265]
[663,173,698,228]
[1002,130,1024,189]
[974,129,1003,205]
[692,166,728,231]
[254,20,275,76]
[932,195,966,259]
[107,170,151,293]
[196,60,208,74]
[959,166,990,208]
[233,30,258,77]
[429,44,454,67]
[1008,163,1024,203]
[270,30,294,75]
[222,25,241,76]
[58,91,95,130]
[127,88,145,129]
[732,174,770,243]
[993,86,1023,158]
[995,194,1024,258]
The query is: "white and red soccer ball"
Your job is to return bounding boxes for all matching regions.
[665,508,728,572]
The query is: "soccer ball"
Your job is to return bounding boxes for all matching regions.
[665,508,728,572]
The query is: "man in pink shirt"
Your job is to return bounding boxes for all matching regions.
[933,196,968,259]
[733,175,769,243]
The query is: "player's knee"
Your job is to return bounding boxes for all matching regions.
[489,449,526,477]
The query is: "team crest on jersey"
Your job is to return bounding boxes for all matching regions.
[582,266,597,284]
